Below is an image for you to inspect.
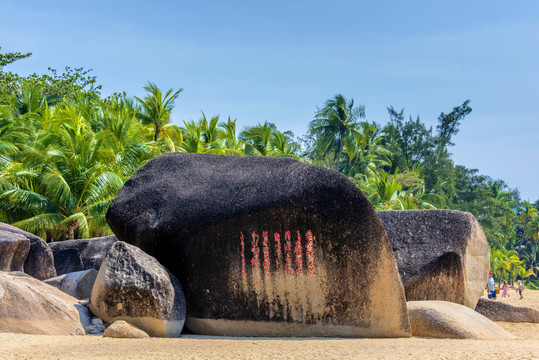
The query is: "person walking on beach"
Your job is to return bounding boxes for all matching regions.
[517,280,525,299]
[501,280,509,298]
[487,272,497,300]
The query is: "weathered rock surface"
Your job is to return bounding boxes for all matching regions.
[0,271,90,335]
[475,298,539,323]
[48,235,117,275]
[377,210,489,309]
[104,320,150,338]
[89,241,186,338]
[106,153,411,338]
[85,323,107,335]
[44,269,98,300]
[0,230,30,272]
[0,223,56,280]
[407,301,515,339]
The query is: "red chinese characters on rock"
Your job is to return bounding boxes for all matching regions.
[305,230,316,275]
[241,230,316,276]
[250,232,260,267]
[284,231,294,276]
[262,232,271,276]
[294,231,304,274]
[273,233,282,274]
[240,232,247,277]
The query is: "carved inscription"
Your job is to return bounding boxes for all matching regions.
[284,231,294,276]
[250,232,260,267]
[306,230,316,275]
[240,230,316,276]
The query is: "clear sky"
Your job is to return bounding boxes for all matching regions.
[2,1,538,201]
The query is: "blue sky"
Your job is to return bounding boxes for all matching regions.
[2,1,538,201]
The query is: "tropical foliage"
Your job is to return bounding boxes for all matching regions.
[1,47,538,286]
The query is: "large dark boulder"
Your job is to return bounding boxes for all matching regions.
[106,153,411,338]
[48,235,117,275]
[377,210,489,309]
[0,223,56,280]
[89,241,186,337]
[475,298,539,323]
[0,230,30,272]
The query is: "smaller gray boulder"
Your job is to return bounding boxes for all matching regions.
[0,230,30,272]
[89,241,186,337]
[104,320,150,338]
[407,301,515,339]
[44,269,98,300]
[0,223,56,280]
[48,235,117,275]
[475,298,539,323]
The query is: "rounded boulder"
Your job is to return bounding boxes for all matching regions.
[106,153,411,338]
[377,210,489,309]
[89,241,186,337]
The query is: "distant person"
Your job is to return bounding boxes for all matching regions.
[501,280,509,298]
[517,280,525,299]
[487,272,497,300]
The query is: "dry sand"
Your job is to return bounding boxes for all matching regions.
[1,289,538,360]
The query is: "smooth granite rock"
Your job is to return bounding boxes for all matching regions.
[89,241,186,338]
[104,320,150,338]
[475,297,539,323]
[0,230,30,272]
[0,271,90,335]
[106,153,411,338]
[377,210,489,309]
[0,223,56,280]
[407,300,515,339]
[48,235,117,275]
[44,269,98,300]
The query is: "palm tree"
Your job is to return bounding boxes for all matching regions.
[270,131,300,158]
[240,122,276,156]
[0,102,123,240]
[515,201,538,257]
[526,214,539,272]
[97,99,160,179]
[219,117,246,155]
[200,112,222,151]
[490,248,521,286]
[400,186,441,210]
[309,94,365,171]
[240,122,299,158]
[342,122,391,178]
[181,119,204,153]
[365,169,404,210]
[134,82,183,142]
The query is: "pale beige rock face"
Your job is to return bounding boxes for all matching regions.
[187,238,411,338]
[407,300,515,340]
[378,210,490,310]
[104,320,149,338]
[463,214,490,308]
[0,272,88,335]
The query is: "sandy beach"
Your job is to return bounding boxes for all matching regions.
[1,288,538,360]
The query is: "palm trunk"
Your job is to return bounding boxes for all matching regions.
[336,137,343,171]
[499,268,504,287]
[154,125,160,142]
[68,221,76,240]
[530,241,538,273]
[516,222,529,257]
